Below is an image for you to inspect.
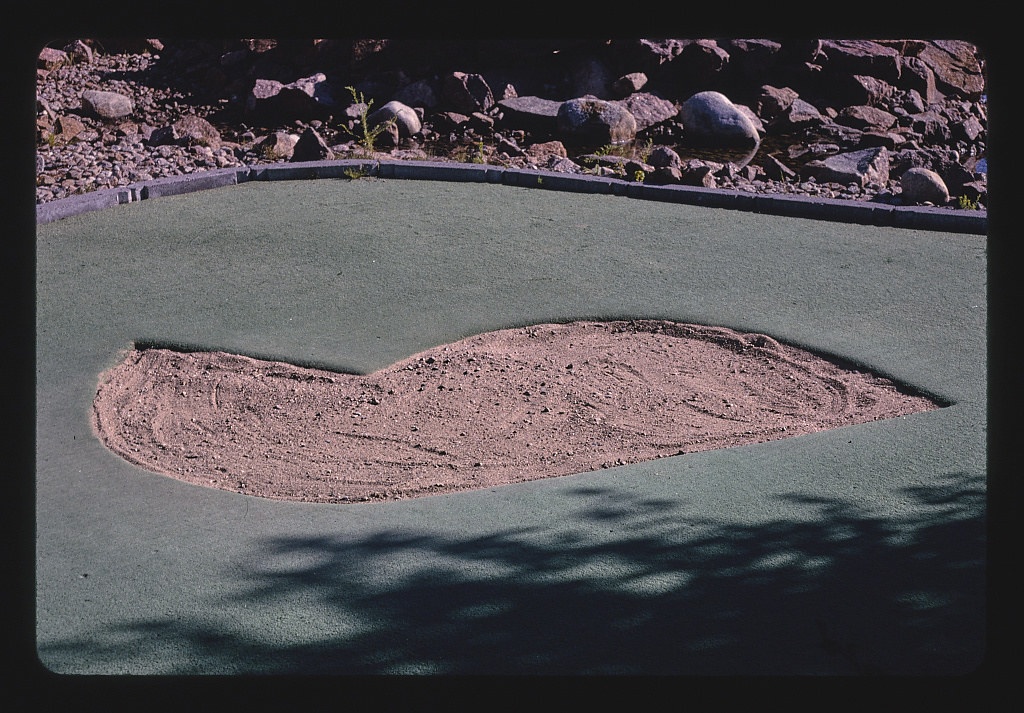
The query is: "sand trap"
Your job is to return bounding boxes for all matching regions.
[92,320,941,503]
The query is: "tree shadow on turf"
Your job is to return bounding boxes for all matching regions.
[37,470,985,677]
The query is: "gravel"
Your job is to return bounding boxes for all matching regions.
[34,48,975,209]
[37,51,269,203]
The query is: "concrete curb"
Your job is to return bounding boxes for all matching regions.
[35,159,989,235]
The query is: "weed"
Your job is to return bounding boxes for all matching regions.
[580,138,651,171]
[633,169,646,183]
[596,142,640,160]
[338,86,397,156]
[635,137,654,163]
[260,141,287,161]
[342,166,372,180]
[450,139,488,165]
[956,194,980,210]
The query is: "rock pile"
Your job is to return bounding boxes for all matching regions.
[36,38,987,209]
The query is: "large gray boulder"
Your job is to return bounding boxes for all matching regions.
[801,146,890,188]
[246,73,334,119]
[496,96,562,135]
[367,100,421,138]
[678,91,760,147]
[618,92,678,132]
[917,40,985,101]
[900,167,950,205]
[819,40,902,84]
[442,72,494,115]
[556,97,637,146]
[81,90,134,120]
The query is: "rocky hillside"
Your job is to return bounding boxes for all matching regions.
[35,38,987,209]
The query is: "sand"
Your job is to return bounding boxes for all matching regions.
[92,320,940,503]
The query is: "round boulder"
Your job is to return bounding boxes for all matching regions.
[679,91,760,147]
[367,100,422,138]
[556,97,637,146]
[900,167,950,205]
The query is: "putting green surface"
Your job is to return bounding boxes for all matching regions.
[36,178,986,674]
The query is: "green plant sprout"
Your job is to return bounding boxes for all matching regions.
[956,194,980,210]
[635,137,654,163]
[339,86,397,156]
[260,141,286,161]
[451,139,487,165]
[342,165,372,180]
[580,138,652,176]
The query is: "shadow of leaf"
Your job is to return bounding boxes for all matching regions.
[38,472,985,676]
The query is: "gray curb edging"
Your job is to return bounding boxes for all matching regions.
[135,168,247,199]
[35,159,988,235]
[34,184,136,222]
